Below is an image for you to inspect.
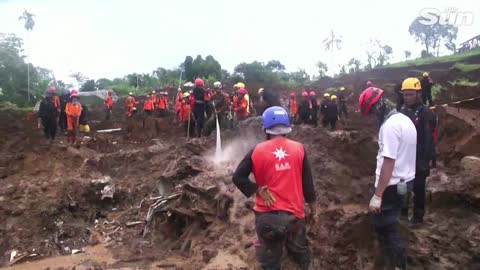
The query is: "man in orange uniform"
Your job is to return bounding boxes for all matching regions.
[143,94,154,116]
[289,92,297,123]
[65,92,82,144]
[151,90,157,110]
[105,89,113,120]
[125,92,137,117]
[157,92,168,117]
[234,88,249,121]
[180,92,194,137]
[175,88,183,122]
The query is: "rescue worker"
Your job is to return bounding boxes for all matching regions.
[180,92,194,137]
[38,87,60,142]
[288,92,297,123]
[324,95,339,130]
[420,72,434,106]
[233,106,316,270]
[205,88,213,119]
[79,104,90,133]
[279,92,289,110]
[157,92,168,117]
[151,90,157,110]
[143,94,154,116]
[320,93,331,128]
[337,86,348,119]
[175,88,183,122]
[125,92,137,117]
[65,92,83,144]
[105,89,113,120]
[399,78,436,225]
[59,89,70,132]
[297,91,311,125]
[359,86,417,269]
[309,91,318,127]
[233,88,249,121]
[193,78,206,137]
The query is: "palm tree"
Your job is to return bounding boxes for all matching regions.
[323,30,342,75]
[19,9,35,102]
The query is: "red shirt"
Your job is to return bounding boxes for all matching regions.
[251,137,306,218]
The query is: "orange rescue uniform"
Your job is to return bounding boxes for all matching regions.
[65,102,82,131]
[125,96,136,117]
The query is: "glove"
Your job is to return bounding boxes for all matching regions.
[256,186,276,207]
[369,195,382,213]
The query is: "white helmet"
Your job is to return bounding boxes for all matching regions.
[213,81,222,88]
[177,88,182,92]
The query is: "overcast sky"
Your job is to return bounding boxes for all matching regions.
[1,0,479,83]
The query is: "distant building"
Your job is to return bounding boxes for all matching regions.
[458,35,480,53]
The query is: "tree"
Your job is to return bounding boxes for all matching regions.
[96,78,112,89]
[347,58,362,73]
[404,50,412,59]
[266,60,285,72]
[316,61,328,77]
[323,29,342,51]
[183,56,194,81]
[0,33,52,106]
[70,72,88,85]
[80,79,96,92]
[18,9,35,102]
[409,16,458,56]
[377,44,393,66]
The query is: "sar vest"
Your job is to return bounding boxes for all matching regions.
[251,137,306,218]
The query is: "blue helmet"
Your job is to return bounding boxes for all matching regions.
[262,106,290,130]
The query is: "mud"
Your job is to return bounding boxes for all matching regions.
[0,89,479,270]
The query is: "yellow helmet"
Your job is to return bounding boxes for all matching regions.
[401,77,422,91]
[234,82,245,88]
[331,95,337,100]
[423,72,429,77]
[258,88,264,94]
[339,86,345,91]
[323,93,330,97]
[183,92,190,98]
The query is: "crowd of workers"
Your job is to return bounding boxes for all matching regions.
[115,78,355,139]
[38,72,437,269]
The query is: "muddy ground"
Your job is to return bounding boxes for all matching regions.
[0,87,479,270]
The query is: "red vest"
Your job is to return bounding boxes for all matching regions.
[251,137,306,218]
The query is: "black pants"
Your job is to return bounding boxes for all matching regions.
[338,102,348,118]
[422,92,434,106]
[402,172,428,221]
[255,211,310,270]
[59,112,67,131]
[42,116,57,140]
[144,110,152,116]
[105,108,111,120]
[310,110,318,127]
[370,185,406,269]
[193,105,205,138]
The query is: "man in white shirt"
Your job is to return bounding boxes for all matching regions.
[359,86,417,270]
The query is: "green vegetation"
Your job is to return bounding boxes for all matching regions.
[449,62,480,73]
[447,78,479,87]
[380,48,480,69]
[431,84,446,100]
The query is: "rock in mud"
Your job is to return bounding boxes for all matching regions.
[461,156,480,176]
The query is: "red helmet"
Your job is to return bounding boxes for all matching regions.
[290,92,296,97]
[238,88,247,95]
[366,81,373,87]
[358,87,384,116]
[48,86,56,92]
[301,91,308,97]
[194,78,204,87]
[70,89,78,95]
[309,91,316,96]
